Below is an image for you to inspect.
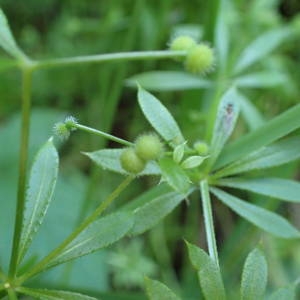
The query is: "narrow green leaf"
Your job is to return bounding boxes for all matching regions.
[234,71,287,88]
[138,85,184,143]
[214,104,300,170]
[238,93,264,131]
[44,211,134,269]
[234,27,292,74]
[126,71,211,91]
[84,148,161,175]
[217,178,300,203]
[215,0,229,70]
[186,241,226,300]
[209,87,240,167]
[0,8,27,60]
[129,188,192,236]
[241,248,268,300]
[214,135,300,177]
[210,188,300,239]
[159,157,190,195]
[18,138,59,263]
[181,156,207,169]
[17,287,97,300]
[145,277,181,300]
[268,286,295,300]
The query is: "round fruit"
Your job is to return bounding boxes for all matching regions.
[135,134,164,161]
[120,148,146,174]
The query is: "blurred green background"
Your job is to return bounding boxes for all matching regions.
[0,0,299,299]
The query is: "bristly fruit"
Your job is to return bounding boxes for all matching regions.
[135,133,164,161]
[185,44,214,74]
[193,141,209,155]
[120,148,146,174]
[170,35,197,52]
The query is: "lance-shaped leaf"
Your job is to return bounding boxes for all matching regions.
[214,135,300,177]
[217,178,300,203]
[241,248,268,300]
[145,277,181,300]
[138,85,184,144]
[186,241,226,300]
[126,71,211,91]
[44,211,134,270]
[210,188,300,239]
[17,287,97,300]
[0,8,27,60]
[214,0,229,70]
[214,104,300,170]
[234,71,287,88]
[209,87,240,167]
[159,157,190,195]
[18,138,59,263]
[128,187,192,236]
[234,27,292,74]
[84,148,161,175]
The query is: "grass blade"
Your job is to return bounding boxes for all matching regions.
[210,188,300,239]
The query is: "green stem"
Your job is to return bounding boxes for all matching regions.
[9,65,33,278]
[200,179,219,267]
[7,289,17,300]
[74,123,133,147]
[17,175,134,284]
[34,50,186,70]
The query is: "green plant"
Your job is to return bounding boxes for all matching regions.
[0,1,299,300]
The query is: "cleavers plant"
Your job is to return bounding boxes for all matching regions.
[0,2,300,300]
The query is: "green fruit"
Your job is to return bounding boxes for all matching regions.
[135,134,164,161]
[170,35,197,51]
[185,44,214,74]
[120,148,146,174]
[193,141,209,155]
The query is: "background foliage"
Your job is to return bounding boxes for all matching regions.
[0,0,300,299]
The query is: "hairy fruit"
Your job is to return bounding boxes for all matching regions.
[120,148,146,174]
[135,133,164,161]
[185,44,214,74]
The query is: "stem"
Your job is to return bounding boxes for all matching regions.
[9,66,33,278]
[74,123,133,147]
[200,179,219,267]
[17,175,134,283]
[35,50,186,70]
[7,289,17,300]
